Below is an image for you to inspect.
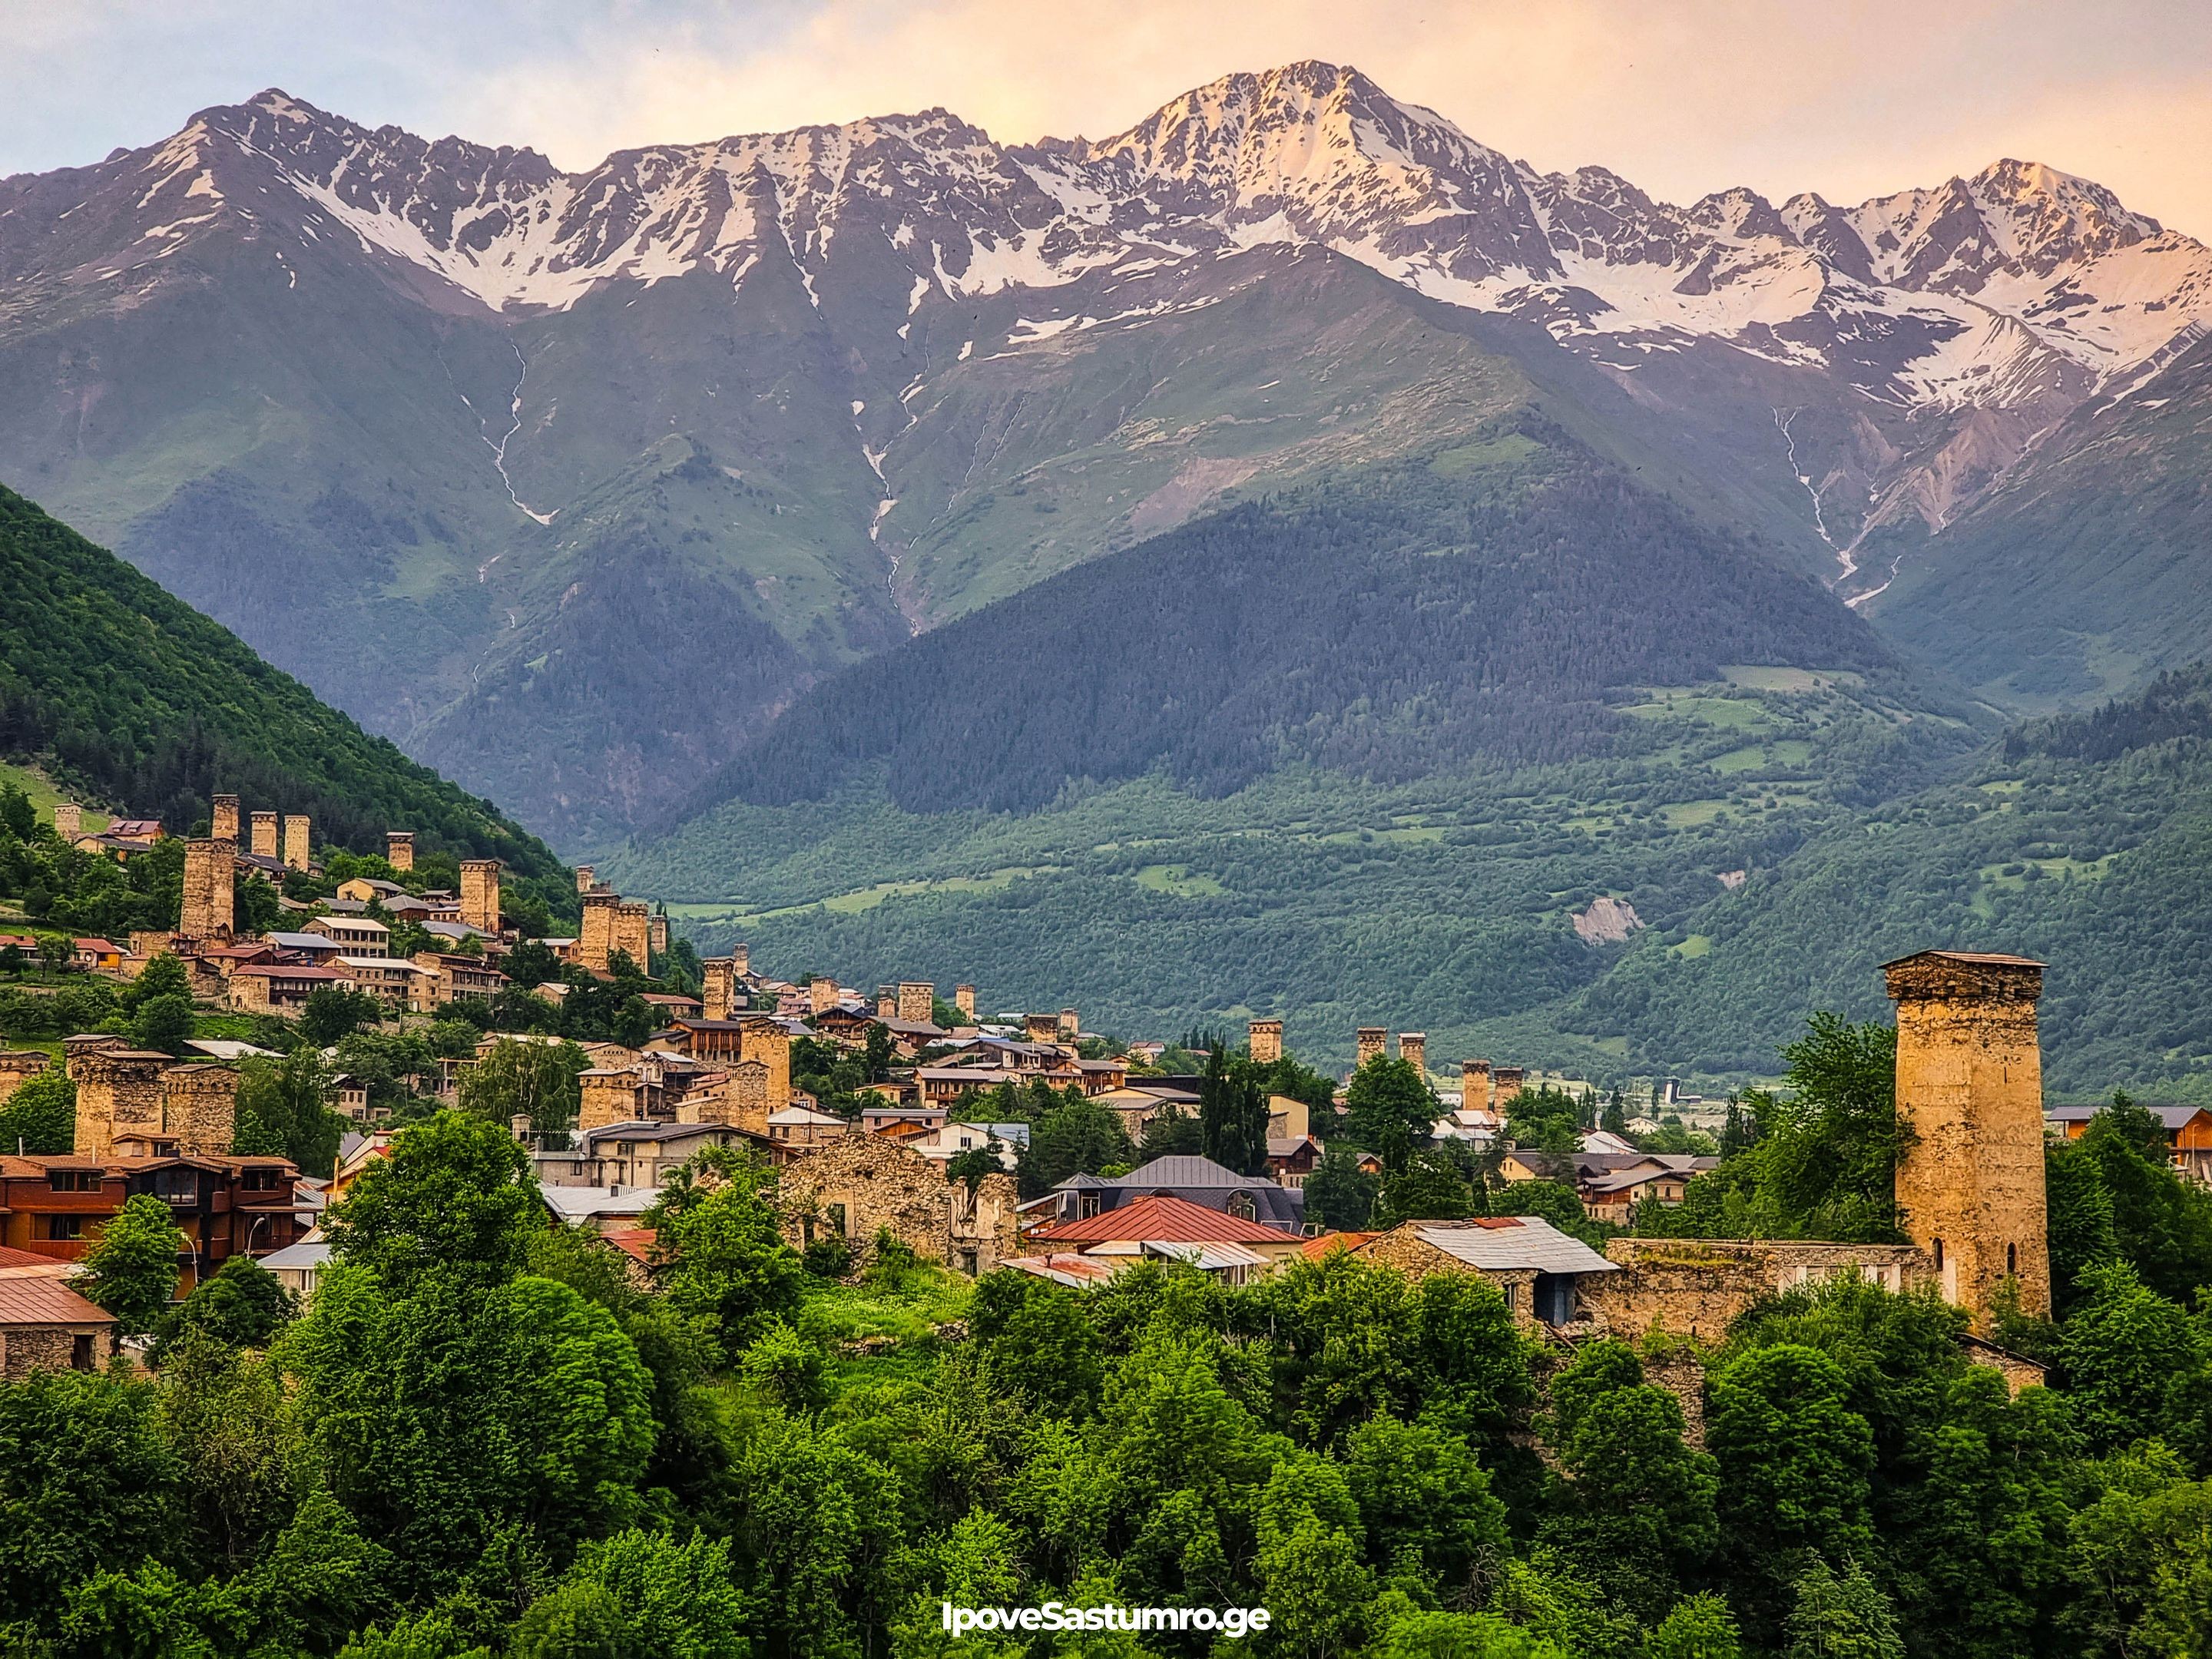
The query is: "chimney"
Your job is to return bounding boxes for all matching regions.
[1248,1018,1283,1065]
[249,810,278,859]
[1399,1032,1426,1078]
[1885,949,2051,1328]
[386,831,414,873]
[282,814,310,872]
[53,802,81,841]
[1355,1027,1387,1068]
[210,794,239,843]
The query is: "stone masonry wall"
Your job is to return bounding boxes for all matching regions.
[180,838,235,940]
[283,815,310,871]
[161,1065,238,1156]
[1248,1019,1283,1065]
[70,1050,169,1161]
[1591,1238,1928,1343]
[459,860,501,934]
[1,1321,114,1380]
[250,811,278,859]
[0,1051,51,1105]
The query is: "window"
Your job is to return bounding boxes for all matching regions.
[153,1169,197,1203]
[241,1168,280,1191]
[959,1250,979,1277]
[71,1333,94,1370]
[827,1202,849,1237]
[47,1171,101,1192]
[1932,1237,1945,1269]
[2007,1243,2018,1275]
[41,1214,86,1240]
[1228,1192,1257,1221]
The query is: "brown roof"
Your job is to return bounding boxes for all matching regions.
[0,1276,113,1327]
[1031,1193,1297,1247]
[1880,949,2045,969]
[603,1227,657,1267]
[1301,1230,1378,1260]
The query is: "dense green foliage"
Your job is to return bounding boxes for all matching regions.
[5,1087,2212,1656]
[0,485,571,900]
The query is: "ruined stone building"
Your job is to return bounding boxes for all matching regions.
[775,1133,1020,1275]
[68,1043,239,1159]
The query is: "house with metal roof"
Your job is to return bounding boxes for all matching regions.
[2046,1101,2212,1184]
[1021,1194,1309,1283]
[1356,1216,1621,1328]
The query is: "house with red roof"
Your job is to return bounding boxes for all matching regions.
[1018,1192,1309,1283]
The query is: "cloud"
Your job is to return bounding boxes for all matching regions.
[5,0,2210,234]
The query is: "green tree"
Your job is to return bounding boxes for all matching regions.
[2064,1447,2212,1659]
[648,1174,806,1359]
[1644,1594,1743,1659]
[970,1270,1105,1417]
[231,1045,345,1173]
[324,1109,541,1293]
[0,781,34,839]
[1781,1558,1904,1659]
[154,1332,293,1572]
[1341,1413,1506,1591]
[81,1191,186,1335]
[2075,1098,2212,1306]
[122,950,193,1011]
[1373,1150,1475,1226]
[2059,1260,2212,1453]
[131,991,197,1056]
[740,1319,833,1414]
[457,1037,588,1134]
[1016,1092,1135,1199]
[0,1367,182,1637]
[1197,1047,1270,1176]
[1366,1604,1572,1659]
[1306,1141,1379,1230]
[301,984,385,1046]
[153,1255,296,1361]
[0,1064,75,1153]
[1345,1055,1438,1170]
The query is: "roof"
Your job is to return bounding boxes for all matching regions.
[230,963,346,980]
[1031,1193,1299,1247]
[538,1185,661,1223]
[2047,1102,2210,1129]
[1141,1240,1266,1271]
[1880,949,2045,969]
[311,915,389,932]
[581,1121,730,1145]
[603,1228,657,1267]
[999,1252,1121,1288]
[1115,1154,1253,1188]
[257,1240,333,1270]
[0,1276,114,1326]
[0,1243,75,1272]
[1302,1231,1378,1260]
[768,1107,848,1127]
[1406,1217,1620,1275]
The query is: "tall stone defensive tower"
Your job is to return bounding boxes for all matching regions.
[575,864,596,894]
[955,985,976,1019]
[70,1048,168,1161]
[54,802,81,840]
[283,814,310,872]
[879,987,899,1019]
[459,859,502,934]
[386,832,415,873]
[249,811,278,859]
[614,901,652,969]
[731,942,750,977]
[648,912,669,956]
[1248,1018,1283,1065]
[701,958,738,1022]
[180,838,236,940]
[1884,949,2051,1326]
[1356,1028,1388,1068]
[810,976,839,1015]
[898,982,934,1024]
[161,1065,240,1156]
[739,1017,791,1112]
[578,892,618,971]
[210,794,239,843]
[1399,1032,1426,1078]
[1462,1059,1493,1114]
[1492,1065,1527,1104]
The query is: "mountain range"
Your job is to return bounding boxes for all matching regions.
[4,61,2210,843]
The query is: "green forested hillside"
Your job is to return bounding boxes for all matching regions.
[1579,663,2212,1094]
[0,483,571,900]
[613,428,1979,1071]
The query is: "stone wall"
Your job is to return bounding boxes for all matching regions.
[161,1065,239,1155]
[1,1320,114,1380]
[739,1021,791,1112]
[55,803,81,840]
[578,892,618,972]
[1887,952,2051,1326]
[459,860,502,934]
[1493,1066,1526,1102]
[810,978,839,1015]
[614,902,651,969]
[0,1051,51,1105]
[680,1061,772,1134]
[386,832,414,871]
[283,815,310,872]
[1248,1019,1283,1065]
[1356,1226,1541,1329]
[579,1071,646,1131]
[70,1049,170,1160]
[180,838,235,940]
[955,985,976,1018]
[1591,1238,1928,1343]
[775,1134,1018,1272]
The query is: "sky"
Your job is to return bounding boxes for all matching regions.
[5,0,2211,232]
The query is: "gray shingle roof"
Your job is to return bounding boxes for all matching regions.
[1413,1218,1620,1275]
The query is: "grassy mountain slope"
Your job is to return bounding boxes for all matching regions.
[0,482,570,896]
[1577,662,2212,1096]
[609,426,1977,1065]
[1863,333,2212,710]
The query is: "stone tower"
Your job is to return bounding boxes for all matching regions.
[283,814,310,872]
[161,1065,240,1156]
[614,901,652,969]
[54,802,81,840]
[578,892,617,971]
[70,1048,169,1161]
[731,942,750,977]
[1492,1065,1527,1104]
[180,838,236,940]
[1884,950,2051,1326]
[955,984,976,1018]
[1058,1008,1080,1041]
[210,794,239,843]
[899,982,934,1024]
[386,831,415,872]
[1399,1032,1426,1078]
[879,987,899,1019]
[1462,1059,1493,1114]
[648,912,669,956]
[810,976,839,1015]
[575,864,596,895]
[459,859,502,934]
[249,810,278,860]
[1356,1027,1387,1068]
[1248,1018,1283,1065]
[702,958,738,1022]
[739,1018,792,1111]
